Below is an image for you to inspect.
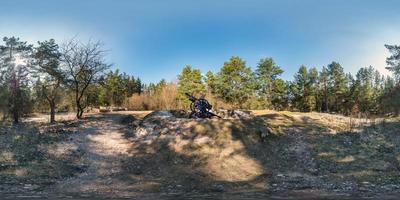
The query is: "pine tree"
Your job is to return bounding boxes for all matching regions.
[271,79,289,110]
[384,44,400,115]
[0,37,33,123]
[99,70,128,106]
[204,71,216,94]
[343,72,356,115]
[290,65,317,112]
[177,65,206,105]
[125,75,137,97]
[255,57,284,108]
[307,67,319,112]
[327,62,348,113]
[318,66,330,112]
[135,77,142,95]
[156,79,167,94]
[32,39,63,123]
[380,76,399,115]
[31,78,49,113]
[385,44,400,84]
[354,66,375,113]
[214,56,256,107]
[0,57,9,120]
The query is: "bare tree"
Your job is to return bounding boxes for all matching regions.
[60,38,110,119]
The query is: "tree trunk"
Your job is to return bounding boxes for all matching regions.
[324,85,329,112]
[325,100,328,112]
[13,111,18,124]
[11,72,19,124]
[78,108,84,119]
[76,106,82,119]
[75,86,82,119]
[76,100,84,119]
[49,100,56,123]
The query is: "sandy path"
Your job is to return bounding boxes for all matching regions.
[49,113,135,195]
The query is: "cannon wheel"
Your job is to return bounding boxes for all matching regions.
[189,99,214,118]
[189,102,200,118]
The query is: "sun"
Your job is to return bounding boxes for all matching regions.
[14,54,27,66]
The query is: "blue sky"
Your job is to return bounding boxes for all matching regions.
[1,0,400,83]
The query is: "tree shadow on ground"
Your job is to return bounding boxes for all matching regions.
[117,111,400,198]
[0,120,86,194]
[3,111,400,199]
[0,113,125,188]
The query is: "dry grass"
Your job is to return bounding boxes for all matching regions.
[0,121,82,192]
[1,110,400,197]
[168,120,265,182]
[127,83,179,110]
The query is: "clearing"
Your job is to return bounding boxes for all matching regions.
[1,110,400,199]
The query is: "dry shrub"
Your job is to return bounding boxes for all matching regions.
[160,83,179,109]
[127,82,232,111]
[127,82,179,110]
[128,94,154,110]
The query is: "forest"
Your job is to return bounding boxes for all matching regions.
[1,36,399,124]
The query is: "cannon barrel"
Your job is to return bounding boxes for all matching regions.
[185,93,197,102]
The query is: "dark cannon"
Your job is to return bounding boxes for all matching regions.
[185,93,220,119]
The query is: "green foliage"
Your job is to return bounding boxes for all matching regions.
[271,79,289,110]
[384,44,400,115]
[1,36,400,119]
[156,79,167,94]
[177,65,206,105]
[32,39,63,122]
[98,69,128,106]
[352,66,379,114]
[0,37,33,123]
[327,62,348,113]
[33,39,62,79]
[255,57,285,108]
[214,56,256,107]
[92,70,143,107]
[204,70,216,93]
[242,95,264,110]
[31,78,50,112]
[380,76,400,116]
[317,66,330,112]
[0,71,9,119]
[125,76,142,96]
[290,65,318,112]
[385,44,400,83]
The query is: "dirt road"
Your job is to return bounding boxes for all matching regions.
[48,113,135,195]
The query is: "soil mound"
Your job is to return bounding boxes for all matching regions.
[126,110,267,193]
[215,109,253,119]
[133,110,257,138]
